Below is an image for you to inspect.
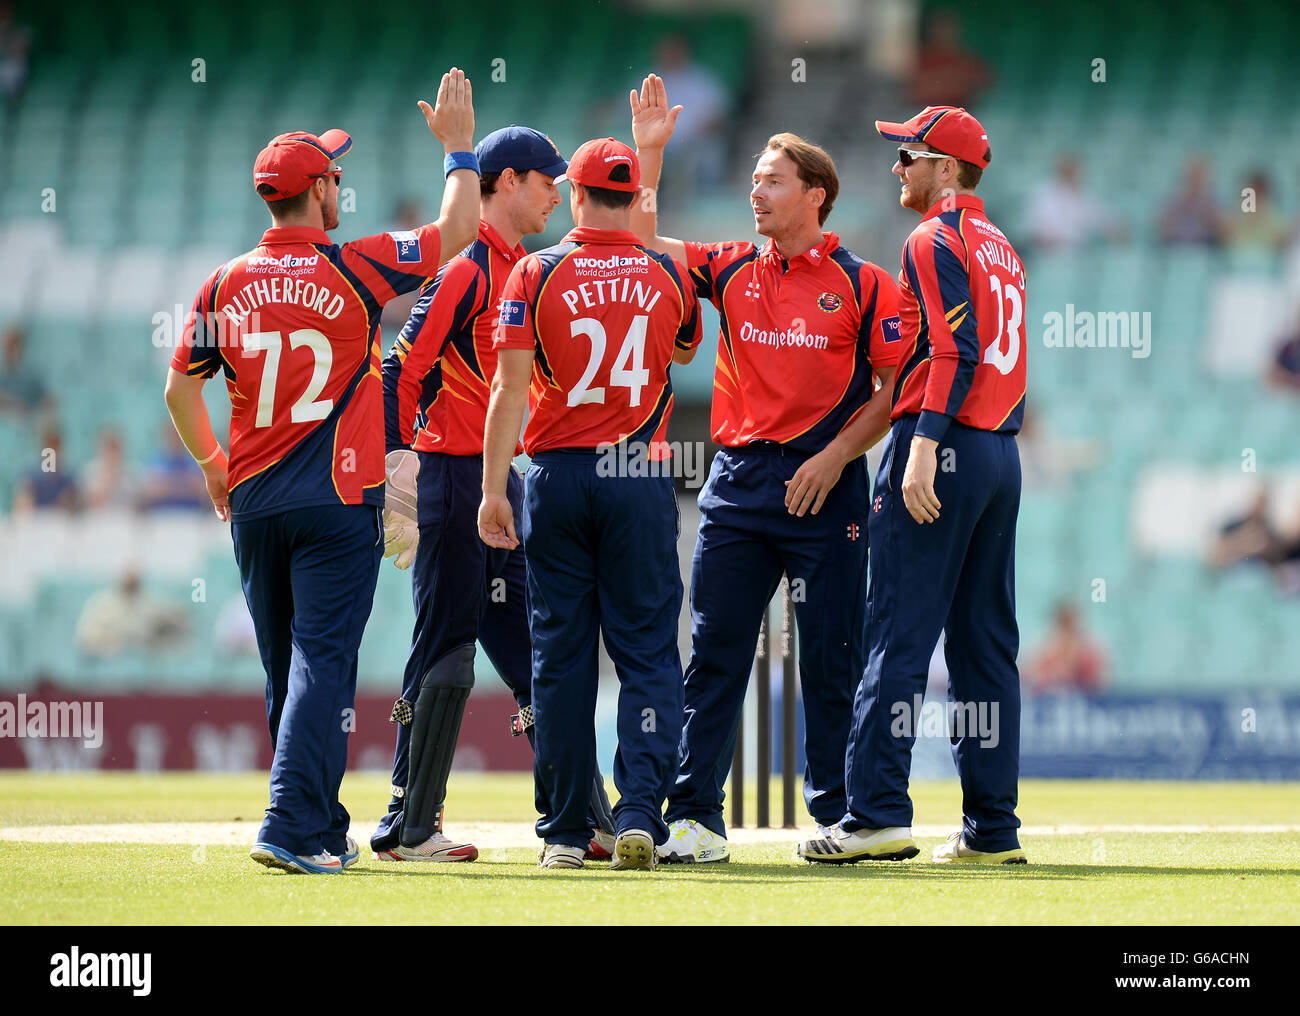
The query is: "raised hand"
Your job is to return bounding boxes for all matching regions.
[419,67,475,152]
[630,73,682,151]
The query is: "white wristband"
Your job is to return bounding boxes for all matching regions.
[196,445,223,465]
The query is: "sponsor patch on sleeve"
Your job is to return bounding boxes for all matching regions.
[499,300,526,327]
[881,315,901,344]
[388,230,421,264]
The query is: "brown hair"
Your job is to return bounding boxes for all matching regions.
[575,182,634,210]
[257,183,312,216]
[480,168,532,197]
[956,158,985,189]
[761,133,839,225]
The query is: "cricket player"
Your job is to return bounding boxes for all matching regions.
[801,106,1029,865]
[479,138,702,870]
[164,70,479,874]
[371,125,618,862]
[628,75,901,862]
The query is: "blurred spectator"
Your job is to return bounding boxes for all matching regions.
[1024,603,1109,694]
[0,1,31,101]
[1209,487,1300,593]
[83,428,133,510]
[654,33,729,197]
[75,568,189,658]
[1025,155,1126,250]
[1017,407,1101,490]
[380,198,428,338]
[1267,323,1300,394]
[1210,487,1282,571]
[214,594,260,658]
[1228,170,1289,256]
[137,424,208,512]
[910,9,994,109]
[12,425,79,514]
[1158,160,1226,247]
[0,325,51,416]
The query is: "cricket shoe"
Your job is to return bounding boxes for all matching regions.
[250,842,343,874]
[931,831,1027,864]
[339,836,360,870]
[610,830,657,871]
[585,829,615,861]
[376,831,479,863]
[538,843,586,869]
[798,823,919,863]
[656,819,729,864]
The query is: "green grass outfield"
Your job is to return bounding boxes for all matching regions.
[1,773,1297,925]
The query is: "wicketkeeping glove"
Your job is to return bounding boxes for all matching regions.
[383,449,420,570]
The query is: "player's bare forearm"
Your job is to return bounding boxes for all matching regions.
[481,388,524,499]
[783,367,894,516]
[434,168,479,262]
[835,366,896,461]
[163,367,231,521]
[420,67,479,260]
[164,369,221,463]
[479,349,532,548]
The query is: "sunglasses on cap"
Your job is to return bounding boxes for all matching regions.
[897,148,952,167]
[309,168,342,185]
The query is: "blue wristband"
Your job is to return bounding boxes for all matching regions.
[444,151,480,178]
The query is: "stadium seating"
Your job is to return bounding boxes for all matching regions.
[0,0,1296,693]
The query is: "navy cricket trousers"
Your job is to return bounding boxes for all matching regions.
[521,451,684,849]
[842,414,1023,852]
[665,444,870,837]
[373,452,530,842]
[232,503,382,857]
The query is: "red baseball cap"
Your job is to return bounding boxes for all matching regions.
[252,129,353,200]
[558,138,640,193]
[874,106,991,168]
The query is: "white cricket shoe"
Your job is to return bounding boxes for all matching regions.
[538,843,586,869]
[931,830,1027,864]
[657,819,730,864]
[610,829,657,871]
[339,836,361,870]
[798,823,919,863]
[376,831,479,862]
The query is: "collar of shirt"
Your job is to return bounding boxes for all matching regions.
[258,225,331,245]
[562,226,645,247]
[921,194,985,222]
[479,219,526,263]
[757,230,840,272]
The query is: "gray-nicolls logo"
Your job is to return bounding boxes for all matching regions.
[49,947,151,996]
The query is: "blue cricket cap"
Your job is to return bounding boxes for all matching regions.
[475,126,568,179]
